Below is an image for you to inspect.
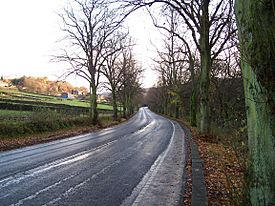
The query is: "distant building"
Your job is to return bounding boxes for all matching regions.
[60,92,74,99]
[71,90,79,96]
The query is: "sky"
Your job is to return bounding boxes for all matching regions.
[0,0,161,88]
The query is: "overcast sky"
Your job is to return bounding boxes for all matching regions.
[0,0,161,88]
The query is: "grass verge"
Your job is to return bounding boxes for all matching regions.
[0,115,126,152]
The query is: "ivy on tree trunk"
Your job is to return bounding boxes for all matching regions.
[235,0,275,204]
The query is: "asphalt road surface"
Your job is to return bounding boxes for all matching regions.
[0,108,187,206]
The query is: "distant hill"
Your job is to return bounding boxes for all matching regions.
[4,76,88,96]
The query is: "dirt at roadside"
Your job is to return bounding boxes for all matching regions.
[195,134,246,205]
[179,120,246,206]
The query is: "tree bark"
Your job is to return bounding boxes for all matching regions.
[190,89,197,126]
[198,0,211,133]
[235,0,275,204]
[242,61,275,205]
[189,56,197,126]
[122,101,126,118]
[127,95,133,115]
[90,83,98,124]
[112,90,118,120]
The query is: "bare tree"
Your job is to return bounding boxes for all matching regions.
[149,7,199,123]
[118,51,143,117]
[123,0,235,133]
[153,12,190,117]
[56,0,124,124]
[100,32,133,120]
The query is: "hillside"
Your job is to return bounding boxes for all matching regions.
[1,76,88,96]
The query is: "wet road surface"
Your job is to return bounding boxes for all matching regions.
[0,108,186,206]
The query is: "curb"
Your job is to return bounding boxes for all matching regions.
[181,126,208,206]
[191,139,208,206]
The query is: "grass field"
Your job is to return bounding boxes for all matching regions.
[0,88,115,110]
[0,88,121,139]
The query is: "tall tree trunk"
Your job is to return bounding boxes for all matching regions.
[125,95,129,117]
[112,90,118,120]
[90,83,98,124]
[190,90,197,126]
[128,95,133,115]
[122,102,126,118]
[89,83,92,120]
[122,91,127,118]
[164,96,168,115]
[189,56,197,126]
[175,102,179,118]
[162,89,168,115]
[198,0,211,133]
[242,61,275,205]
[236,0,275,205]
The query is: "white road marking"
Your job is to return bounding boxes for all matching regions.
[121,119,176,206]
[42,154,130,206]
[0,140,117,190]
[3,108,168,206]
[9,175,75,206]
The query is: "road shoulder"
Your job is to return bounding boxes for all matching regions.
[126,120,187,206]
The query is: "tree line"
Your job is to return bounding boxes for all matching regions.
[55,0,143,123]
[8,76,88,96]
[57,0,274,205]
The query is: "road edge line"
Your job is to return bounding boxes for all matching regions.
[121,116,176,206]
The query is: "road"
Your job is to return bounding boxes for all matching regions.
[0,108,187,206]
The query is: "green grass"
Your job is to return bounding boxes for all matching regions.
[0,109,33,116]
[0,89,55,100]
[0,89,122,141]
[0,110,33,123]
[0,109,112,121]
[0,108,117,139]
[0,108,90,138]
[0,88,116,110]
